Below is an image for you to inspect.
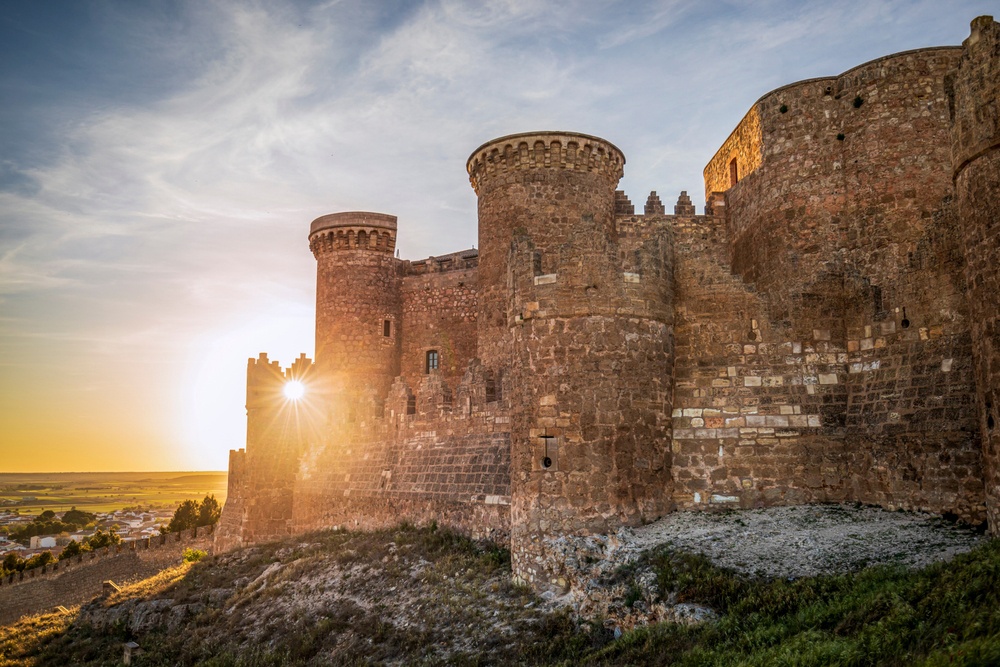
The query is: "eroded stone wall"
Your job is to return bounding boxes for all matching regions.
[952,16,1000,529]
[0,528,213,626]
[671,211,850,509]
[711,44,984,523]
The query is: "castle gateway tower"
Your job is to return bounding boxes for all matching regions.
[468,133,675,589]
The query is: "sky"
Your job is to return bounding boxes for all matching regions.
[0,0,994,472]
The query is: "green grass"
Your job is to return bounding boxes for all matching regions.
[590,540,1000,666]
[3,525,1000,666]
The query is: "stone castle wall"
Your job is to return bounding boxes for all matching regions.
[216,17,1000,589]
[670,209,850,510]
[699,44,985,523]
[0,527,214,626]
[399,252,479,388]
[291,360,511,541]
[952,16,1000,527]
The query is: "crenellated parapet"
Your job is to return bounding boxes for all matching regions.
[466,131,625,196]
[308,211,397,256]
[246,352,314,410]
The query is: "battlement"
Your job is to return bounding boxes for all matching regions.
[246,352,314,410]
[466,131,625,195]
[308,211,397,256]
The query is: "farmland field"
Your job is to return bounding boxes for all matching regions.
[0,472,227,514]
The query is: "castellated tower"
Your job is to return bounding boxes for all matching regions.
[235,352,317,546]
[951,16,1000,531]
[309,212,403,427]
[468,132,675,590]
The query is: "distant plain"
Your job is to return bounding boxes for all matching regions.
[0,472,227,514]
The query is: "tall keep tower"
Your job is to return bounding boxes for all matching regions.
[468,132,675,590]
[309,212,403,426]
[951,16,1000,531]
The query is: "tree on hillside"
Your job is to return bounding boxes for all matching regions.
[197,495,222,527]
[37,510,55,521]
[167,500,199,533]
[167,495,221,533]
[86,528,121,550]
[59,539,85,559]
[2,553,23,574]
[24,552,53,570]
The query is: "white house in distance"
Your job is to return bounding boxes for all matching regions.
[28,536,56,549]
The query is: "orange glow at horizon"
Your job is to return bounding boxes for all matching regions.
[0,312,313,473]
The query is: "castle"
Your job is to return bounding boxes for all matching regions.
[216,17,1000,592]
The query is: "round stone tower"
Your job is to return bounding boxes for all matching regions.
[468,132,675,590]
[309,211,402,423]
[951,16,1000,532]
[468,132,626,369]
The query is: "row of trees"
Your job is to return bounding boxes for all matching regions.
[0,528,121,577]
[6,508,97,542]
[165,495,221,533]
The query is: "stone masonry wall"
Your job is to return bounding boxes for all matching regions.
[400,258,478,389]
[952,16,1000,529]
[725,47,961,305]
[711,45,984,523]
[703,106,762,198]
[671,211,850,509]
[291,361,511,543]
[841,203,984,523]
[0,527,213,626]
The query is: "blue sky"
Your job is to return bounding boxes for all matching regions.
[0,0,994,471]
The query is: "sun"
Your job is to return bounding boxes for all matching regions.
[283,380,305,400]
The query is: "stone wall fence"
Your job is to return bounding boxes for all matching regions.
[0,525,215,626]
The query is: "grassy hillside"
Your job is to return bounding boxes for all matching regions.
[2,524,999,666]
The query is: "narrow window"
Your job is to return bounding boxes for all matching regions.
[485,372,496,403]
[425,350,439,373]
[729,158,739,187]
[406,395,416,415]
[383,319,391,337]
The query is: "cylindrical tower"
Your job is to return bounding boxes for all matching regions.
[309,212,402,423]
[467,132,626,369]
[468,132,674,591]
[952,16,1000,531]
